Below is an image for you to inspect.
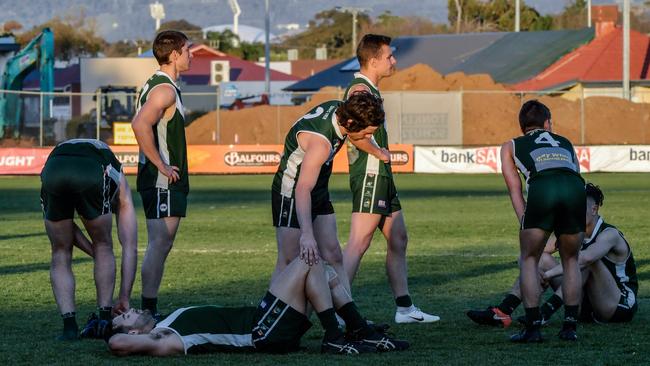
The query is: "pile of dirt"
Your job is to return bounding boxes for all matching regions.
[186,87,341,145]
[184,63,649,146]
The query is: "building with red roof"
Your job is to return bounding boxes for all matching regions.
[511,5,650,103]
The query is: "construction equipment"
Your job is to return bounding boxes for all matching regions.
[0,28,54,138]
[76,85,137,141]
[228,93,270,110]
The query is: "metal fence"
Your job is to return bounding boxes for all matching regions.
[1,88,649,147]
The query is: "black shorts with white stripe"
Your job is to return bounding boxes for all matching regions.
[139,187,187,219]
[271,190,334,228]
[251,292,312,354]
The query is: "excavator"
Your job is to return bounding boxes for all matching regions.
[0,28,54,139]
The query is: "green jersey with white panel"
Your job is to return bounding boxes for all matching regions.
[271,100,346,203]
[135,71,189,193]
[344,73,392,178]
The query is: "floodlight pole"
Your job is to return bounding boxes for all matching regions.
[623,0,630,100]
[515,0,520,32]
[587,0,592,27]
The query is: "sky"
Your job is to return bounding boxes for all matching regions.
[0,0,642,42]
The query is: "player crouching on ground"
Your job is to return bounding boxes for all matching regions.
[108,258,409,356]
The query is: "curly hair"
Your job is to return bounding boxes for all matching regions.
[585,182,604,207]
[336,92,385,132]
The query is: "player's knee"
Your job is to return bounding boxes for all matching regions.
[321,247,343,265]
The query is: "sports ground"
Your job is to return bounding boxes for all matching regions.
[1,173,648,365]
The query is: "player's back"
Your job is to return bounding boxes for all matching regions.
[512,129,580,184]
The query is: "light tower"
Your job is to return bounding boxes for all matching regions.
[150,1,165,32]
[228,0,241,46]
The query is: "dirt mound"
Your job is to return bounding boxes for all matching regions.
[379,64,448,91]
[186,87,341,145]
[184,63,649,146]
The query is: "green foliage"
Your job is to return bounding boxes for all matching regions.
[1,173,649,364]
[204,30,265,61]
[16,10,105,60]
[283,8,371,59]
[447,0,553,32]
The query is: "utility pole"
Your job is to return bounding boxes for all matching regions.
[515,0,520,32]
[336,7,369,57]
[587,0,592,27]
[264,0,270,94]
[623,0,630,100]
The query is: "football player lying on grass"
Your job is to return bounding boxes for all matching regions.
[108,257,409,356]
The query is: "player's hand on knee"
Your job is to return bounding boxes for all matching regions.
[299,234,320,266]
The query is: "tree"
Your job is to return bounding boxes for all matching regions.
[2,20,23,34]
[205,30,265,61]
[159,19,204,44]
[362,11,447,37]
[551,0,588,29]
[16,10,105,60]
[282,8,371,59]
[447,0,552,32]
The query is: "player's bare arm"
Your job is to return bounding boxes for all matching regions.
[295,132,331,266]
[72,223,94,257]
[132,85,180,183]
[113,174,138,314]
[349,136,390,163]
[543,229,619,280]
[109,329,183,356]
[500,141,525,223]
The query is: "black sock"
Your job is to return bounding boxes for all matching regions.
[62,312,78,333]
[497,294,521,315]
[141,296,158,314]
[524,307,541,329]
[395,295,413,308]
[317,308,343,342]
[541,294,563,319]
[336,302,367,334]
[563,305,579,329]
[98,306,112,322]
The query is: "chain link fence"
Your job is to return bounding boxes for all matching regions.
[1,88,648,147]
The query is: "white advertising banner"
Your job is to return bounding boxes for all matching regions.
[414,146,649,173]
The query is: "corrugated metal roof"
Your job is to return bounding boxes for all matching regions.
[512,27,650,91]
[450,28,595,84]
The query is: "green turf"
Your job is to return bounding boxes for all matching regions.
[0,173,648,365]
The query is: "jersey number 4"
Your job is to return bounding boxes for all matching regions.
[534,132,560,147]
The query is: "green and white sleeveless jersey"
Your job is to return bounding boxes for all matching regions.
[582,217,638,299]
[50,138,122,181]
[344,72,392,178]
[271,100,346,201]
[155,305,256,354]
[135,71,189,193]
[512,129,580,185]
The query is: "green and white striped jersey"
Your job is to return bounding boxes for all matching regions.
[344,72,392,178]
[135,71,189,193]
[271,100,346,202]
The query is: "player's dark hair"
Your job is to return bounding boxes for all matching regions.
[336,92,385,133]
[585,182,604,207]
[153,30,189,65]
[519,99,551,132]
[357,34,392,68]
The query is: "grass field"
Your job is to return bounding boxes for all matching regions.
[1,173,648,365]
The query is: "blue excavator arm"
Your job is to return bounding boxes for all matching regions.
[0,27,54,139]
